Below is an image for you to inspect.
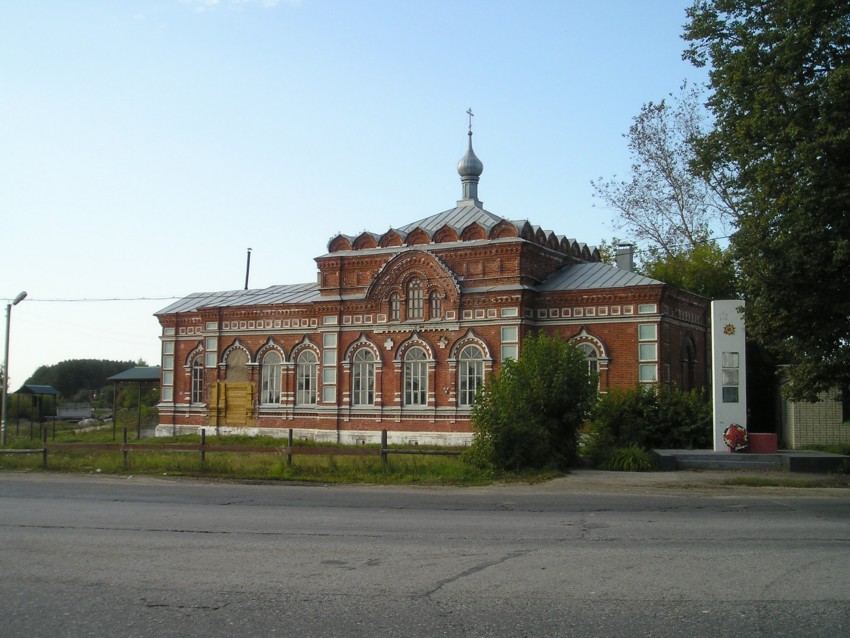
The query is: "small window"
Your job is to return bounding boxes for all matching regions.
[407,279,423,320]
[430,292,442,320]
[639,364,657,383]
[191,356,204,404]
[639,343,657,362]
[638,324,657,341]
[501,326,518,343]
[322,386,337,403]
[390,293,401,321]
[501,344,518,361]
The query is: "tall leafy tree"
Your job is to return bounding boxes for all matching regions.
[466,332,597,471]
[640,242,737,300]
[591,82,739,258]
[684,0,850,400]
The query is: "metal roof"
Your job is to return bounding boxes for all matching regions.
[14,384,59,395]
[107,367,162,382]
[539,262,661,291]
[156,282,320,315]
[397,203,522,235]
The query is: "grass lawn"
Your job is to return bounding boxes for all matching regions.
[0,421,555,486]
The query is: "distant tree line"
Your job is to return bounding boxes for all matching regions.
[25,359,138,402]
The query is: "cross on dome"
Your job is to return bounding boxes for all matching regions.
[457,108,483,205]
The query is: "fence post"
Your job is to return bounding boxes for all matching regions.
[200,428,206,467]
[287,429,293,467]
[381,429,388,468]
[42,427,48,469]
[122,427,128,470]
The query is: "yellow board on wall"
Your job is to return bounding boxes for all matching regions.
[211,381,255,427]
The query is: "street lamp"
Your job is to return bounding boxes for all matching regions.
[2,291,27,446]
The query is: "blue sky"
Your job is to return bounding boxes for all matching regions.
[1,0,705,388]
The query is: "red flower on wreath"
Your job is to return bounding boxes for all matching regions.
[723,423,748,452]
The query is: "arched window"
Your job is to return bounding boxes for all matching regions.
[681,340,696,391]
[296,350,318,405]
[407,278,423,320]
[458,345,484,407]
[351,349,375,406]
[576,343,599,375]
[260,350,282,405]
[191,355,204,404]
[404,347,427,406]
[429,291,442,320]
[390,293,401,321]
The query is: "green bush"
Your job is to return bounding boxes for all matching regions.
[583,385,711,464]
[465,332,597,471]
[598,445,660,472]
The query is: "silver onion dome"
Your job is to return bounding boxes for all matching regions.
[457,131,484,177]
[457,129,483,205]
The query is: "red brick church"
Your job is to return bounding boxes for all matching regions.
[155,126,710,444]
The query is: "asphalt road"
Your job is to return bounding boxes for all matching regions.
[0,472,848,637]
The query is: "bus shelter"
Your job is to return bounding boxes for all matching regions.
[107,367,161,439]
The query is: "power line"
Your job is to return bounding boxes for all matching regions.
[7,296,181,303]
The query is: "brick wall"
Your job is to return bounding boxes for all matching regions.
[158,239,710,441]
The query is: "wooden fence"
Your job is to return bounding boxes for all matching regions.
[0,428,462,470]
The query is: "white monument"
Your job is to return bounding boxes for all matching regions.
[711,300,747,451]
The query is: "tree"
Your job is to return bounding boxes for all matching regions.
[684,0,850,400]
[640,241,737,299]
[26,359,136,398]
[465,332,597,471]
[591,81,739,258]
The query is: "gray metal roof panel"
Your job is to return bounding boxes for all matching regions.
[539,262,661,291]
[156,282,320,315]
[397,204,506,234]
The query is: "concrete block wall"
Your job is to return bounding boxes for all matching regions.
[782,388,850,448]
